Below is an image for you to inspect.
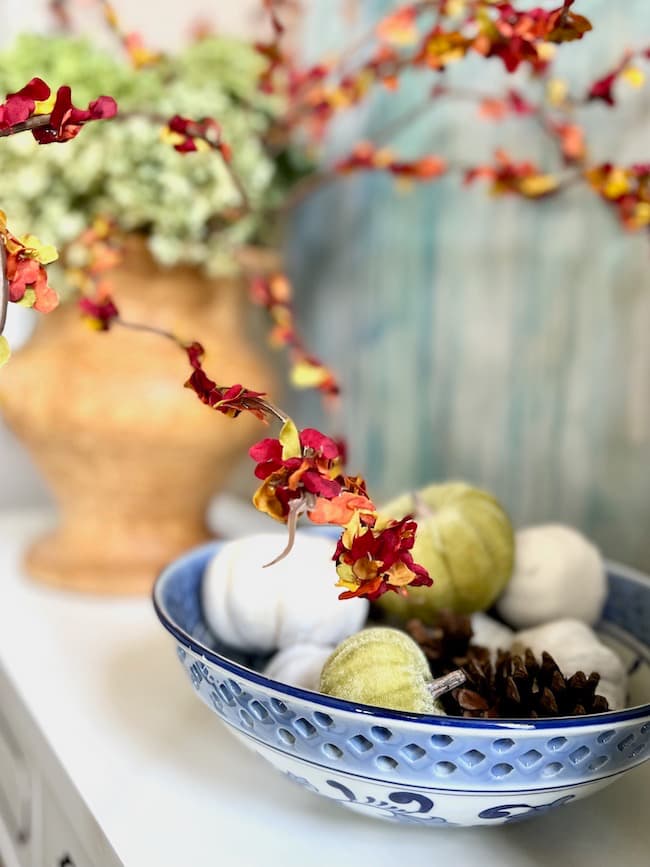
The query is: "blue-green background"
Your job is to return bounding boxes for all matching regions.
[288,0,650,569]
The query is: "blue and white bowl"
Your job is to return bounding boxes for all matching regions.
[153,542,650,827]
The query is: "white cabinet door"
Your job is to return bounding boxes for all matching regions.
[40,782,93,867]
[0,706,33,867]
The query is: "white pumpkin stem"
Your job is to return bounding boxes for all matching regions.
[428,669,466,700]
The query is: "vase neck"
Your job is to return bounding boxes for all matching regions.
[103,234,241,321]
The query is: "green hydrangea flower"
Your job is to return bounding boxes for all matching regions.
[0,34,302,292]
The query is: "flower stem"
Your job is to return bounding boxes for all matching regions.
[0,241,8,336]
[320,0,437,80]
[263,495,312,567]
[114,315,288,423]
[0,114,51,138]
[113,316,184,343]
[221,161,252,215]
[114,111,252,215]
[245,397,290,424]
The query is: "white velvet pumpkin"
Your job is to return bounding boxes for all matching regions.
[496,524,607,629]
[264,643,334,691]
[202,532,369,653]
[470,613,514,655]
[512,618,627,709]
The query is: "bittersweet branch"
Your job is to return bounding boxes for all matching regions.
[0,241,8,336]
[111,315,289,424]
[0,114,52,138]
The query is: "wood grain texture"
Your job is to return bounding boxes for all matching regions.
[290,0,650,569]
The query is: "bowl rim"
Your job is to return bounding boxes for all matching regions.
[152,540,650,732]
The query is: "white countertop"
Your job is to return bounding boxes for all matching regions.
[0,508,647,867]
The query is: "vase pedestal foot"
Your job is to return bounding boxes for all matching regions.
[24,525,214,596]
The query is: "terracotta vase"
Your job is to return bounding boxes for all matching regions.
[0,236,277,594]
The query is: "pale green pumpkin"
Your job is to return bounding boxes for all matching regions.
[319,627,441,714]
[376,482,515,621]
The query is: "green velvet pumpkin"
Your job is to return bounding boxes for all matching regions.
[319,627,440,714]
[376,482,515,621]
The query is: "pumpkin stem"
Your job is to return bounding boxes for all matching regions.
[428,669,466,700]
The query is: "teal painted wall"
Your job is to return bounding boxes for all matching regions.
[289,1,650,569]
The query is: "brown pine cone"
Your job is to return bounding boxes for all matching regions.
[405,612,474,666]
[406,615,610,719]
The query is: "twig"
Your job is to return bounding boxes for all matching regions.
[0,114,51,138]
[282,156,583,215]
[244,397,290,424]
[370,84,544,149]
[113,317,182,342]
[370,84,585,172]
[179,119,253,214]
[220,158,252,215]
[113,315,289,423]
[0,241,8,336]
[279,170,336,213]
[282,0,463,127]
[106,111,253,215]
[332,0,437,77]
[263,495,311,567]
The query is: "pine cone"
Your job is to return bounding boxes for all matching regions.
[405,612,474,665]
[406,616,610,719]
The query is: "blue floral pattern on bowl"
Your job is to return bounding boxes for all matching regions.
[153,543,650,827]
